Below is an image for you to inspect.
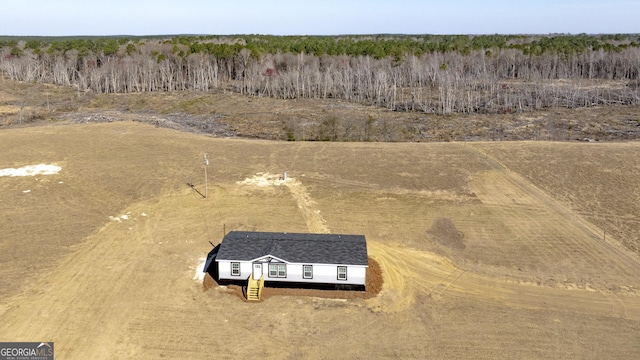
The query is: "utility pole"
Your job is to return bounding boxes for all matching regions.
[204,153,209,199]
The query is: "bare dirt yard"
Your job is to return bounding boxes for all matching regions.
[1,119,640,359]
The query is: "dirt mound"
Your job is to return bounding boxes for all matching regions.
[428,218,465,250]
[202,273,217,290]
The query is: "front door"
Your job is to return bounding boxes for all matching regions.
[253,263,262,280]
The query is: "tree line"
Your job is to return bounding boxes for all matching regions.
[1,34,638,114]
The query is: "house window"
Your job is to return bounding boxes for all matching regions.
[303,265,313,279]
[268,263,286,278]
[269,264,278,277]
[337,266,347,281]
[231,262,240,276]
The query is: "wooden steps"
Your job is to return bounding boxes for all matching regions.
[246,274,264,301]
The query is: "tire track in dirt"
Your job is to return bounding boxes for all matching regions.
[465,145,640,289]
[0,202,154,359]
[234,168,640,319]
[469,145,639,264]
[366,240,640,319]
[366,241,461,313]
[359,144,640,317]
[237,172,329,234]
[283,177,330,234]
[427,269,467,299]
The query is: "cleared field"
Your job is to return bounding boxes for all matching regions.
[471,142,640,258]
[1,122,640,359]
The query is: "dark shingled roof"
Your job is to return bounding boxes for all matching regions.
[216,231,368,266]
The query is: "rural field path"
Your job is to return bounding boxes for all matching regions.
[236,172,329,233]
[367,240,640,320]
[0,201,156,358]
[232,168,639,320]
[365,144,640,319]
[283,176,330,234]
[465,145,640,286]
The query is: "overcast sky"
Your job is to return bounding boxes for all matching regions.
[2,0,638,36]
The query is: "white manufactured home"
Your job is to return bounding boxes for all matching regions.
[204,231,368,299]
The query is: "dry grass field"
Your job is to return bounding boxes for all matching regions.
[1,118,640,359]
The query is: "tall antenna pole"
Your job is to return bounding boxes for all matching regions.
[204,153,209,199]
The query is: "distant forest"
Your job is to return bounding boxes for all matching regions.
[1,34,639,114]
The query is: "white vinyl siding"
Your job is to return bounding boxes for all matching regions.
[217,260,366,286]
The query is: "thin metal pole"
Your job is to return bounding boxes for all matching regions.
[204,153,209,199]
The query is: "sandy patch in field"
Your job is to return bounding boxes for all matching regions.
[193,257,207,281]
[236,172,288,187]
[238,172,329,233]
[0,164,61,177]
[109,212,148,222]
[0,105,20,115]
